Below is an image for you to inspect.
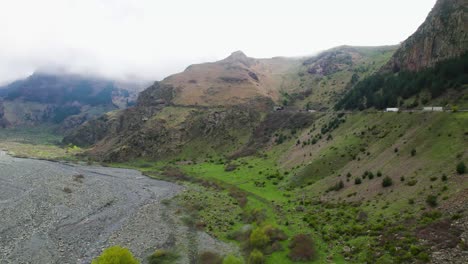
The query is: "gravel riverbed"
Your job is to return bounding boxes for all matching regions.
[0,151,236,264]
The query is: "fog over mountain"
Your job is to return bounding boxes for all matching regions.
[0,0,436,85]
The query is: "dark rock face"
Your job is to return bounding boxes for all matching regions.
[0,100,10,128]
[64,78,271,162]
[383,0,468,72]
[137,82,174,108]
[304,48,354,76]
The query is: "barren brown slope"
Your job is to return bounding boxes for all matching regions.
[161,51,301,106]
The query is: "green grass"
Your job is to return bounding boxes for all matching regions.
[0,125,83,160]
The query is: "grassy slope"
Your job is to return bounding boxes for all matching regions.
[0,125,82,160]
[280,46,397,110]
[134,111,466,263]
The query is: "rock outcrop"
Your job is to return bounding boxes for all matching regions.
[383,0,468,72]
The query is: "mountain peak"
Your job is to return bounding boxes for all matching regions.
[222,50,255,67]
[228,50,247,59]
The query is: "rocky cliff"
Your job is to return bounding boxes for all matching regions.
[384,0,468,73]
[0,100,10,128]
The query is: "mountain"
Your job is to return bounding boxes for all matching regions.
[63,45,395,161]
[336,0,468,110]
[0,72,147,130]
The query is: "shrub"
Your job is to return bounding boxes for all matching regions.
[377,171,383,177]
[328,180,344,192]
[382,176,393,187]
[92,246,139,264]
[248,249,264,264]
[288,234,316,261]
[198,251,223,264]
[426,195,438,207]
[355,177,362,185]
[411,149,416,156]
[456,162,466,174]
[407,179,418,186]
[223,255,244,264]
[250,227,269,249]
[441,174,448,181]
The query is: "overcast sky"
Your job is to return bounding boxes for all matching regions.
[0,0,437,85]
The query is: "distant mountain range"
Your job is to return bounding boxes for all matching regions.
[0,72,148,129]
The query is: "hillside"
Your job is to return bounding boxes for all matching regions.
[64,45,395,161]
[0,72,146,130]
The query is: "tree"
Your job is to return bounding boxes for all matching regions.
[456,162,466,174]
[92,246,139,264]
[354,177,362,185]
[382,176,393,187]
[411,149,416,156]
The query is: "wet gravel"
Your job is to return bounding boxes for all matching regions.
[0,151,185,263]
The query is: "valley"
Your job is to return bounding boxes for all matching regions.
[0,0,466,263]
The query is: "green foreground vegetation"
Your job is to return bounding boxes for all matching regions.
[108,111,467,263]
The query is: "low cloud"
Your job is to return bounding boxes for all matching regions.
[0,0,436,85]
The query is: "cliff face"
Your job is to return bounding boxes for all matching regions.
[384,0,468,73]
[0,100,10,128]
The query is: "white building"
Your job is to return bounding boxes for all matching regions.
[385,108,399,112]
[423,106,444,112]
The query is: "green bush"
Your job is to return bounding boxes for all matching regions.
[441,174,448,181]
[411,149,416,156]
[92,246,139,264]
[456,162,466,174]
[223,255,244,264]
[248,249,264,264]
[355,177,362,185]
[426,195,438,207]
[249,227,269,249]
[382,176,393,187]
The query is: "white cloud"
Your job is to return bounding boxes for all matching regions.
[0,0,437,84]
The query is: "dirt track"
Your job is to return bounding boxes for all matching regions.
[0,151,235,264]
